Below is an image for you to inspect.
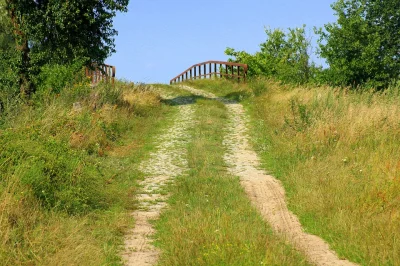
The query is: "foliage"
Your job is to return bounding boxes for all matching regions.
[4,0,129,96]
[225,26,313,84]
[0,0,13,50]
[0,0,19,110]
[0,80,167,264]
[316,0,400,89]
[35,58,87,95]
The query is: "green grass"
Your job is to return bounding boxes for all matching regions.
[0,81,178,265]
[155,96,308,266]
[188,79,400,265]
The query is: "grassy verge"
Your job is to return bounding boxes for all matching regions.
[155,96,308,265]
[188,79,400,265]
[0,81,177,265]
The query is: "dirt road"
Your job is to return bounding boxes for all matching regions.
[122,85,356,266]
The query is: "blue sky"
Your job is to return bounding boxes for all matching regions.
[107,0,337,84]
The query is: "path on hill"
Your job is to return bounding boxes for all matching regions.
[122,94,195,266]
[179,85,356,266]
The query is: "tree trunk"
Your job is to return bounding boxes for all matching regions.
[6,1,34,98]
[18,37,33,97]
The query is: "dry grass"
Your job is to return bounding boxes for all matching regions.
[0,81,169,265]
[248,82,400,265]
[187,78,400,265]
[120,83,161,115]
[0,180,110,266]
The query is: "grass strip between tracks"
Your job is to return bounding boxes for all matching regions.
[154,96,308,265]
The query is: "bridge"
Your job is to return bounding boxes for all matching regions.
[85,61,248,86]
[170,61,248,85]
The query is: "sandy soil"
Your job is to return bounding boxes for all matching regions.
[179,85,357,266]
[122,94,194,266]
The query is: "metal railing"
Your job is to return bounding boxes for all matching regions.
[170,60,248,85]
[85,64,116,85]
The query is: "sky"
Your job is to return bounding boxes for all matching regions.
[107,0,337,84]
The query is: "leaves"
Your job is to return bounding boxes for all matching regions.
[317,0,400,89]
[2,0,129,96]
[225,26,311,84]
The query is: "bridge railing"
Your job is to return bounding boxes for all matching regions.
[86,64,116,85]
[170,61,248,85]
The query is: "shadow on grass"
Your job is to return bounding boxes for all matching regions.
[162,89,251,107]
[161,95,205,106]
[223,91,252,102]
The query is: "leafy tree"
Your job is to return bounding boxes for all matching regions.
[316,0,400,88]
[0,0,19,107]
[0,0,13,50]
[4,0,129,96]
[226,26,312,84]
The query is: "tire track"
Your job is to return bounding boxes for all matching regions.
[122,95,195,266]
[179,85,357,266]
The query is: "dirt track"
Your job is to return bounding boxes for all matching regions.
[123,85,357,266]
[180,85,356,266]
[122,94,194,266]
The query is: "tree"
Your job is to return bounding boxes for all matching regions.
[0,0,19,103]
[0,0,14,51]
[225,26,312,84]
[5,0,129,97]
[316,0,400,88]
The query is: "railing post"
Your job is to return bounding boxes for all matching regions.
[199,65,201,79]
[203,64,206,79]
[238,66,240,82]
[209,63,211,79]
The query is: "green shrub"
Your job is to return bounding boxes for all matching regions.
[225,26,312,85]
[0,129,107,214]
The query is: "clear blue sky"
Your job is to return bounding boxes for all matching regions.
[107,0,337,84]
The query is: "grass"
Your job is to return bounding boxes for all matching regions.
[155,96,308,265]
[0,80,177,265]
[188,78,400,265]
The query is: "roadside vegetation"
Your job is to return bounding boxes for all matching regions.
[213,3,400,263]
[155,97,308,265]
[187,78,400,265]
[0,74,172,264]
[1,0,399,264]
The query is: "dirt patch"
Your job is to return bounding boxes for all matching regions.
[179,85,357,266]
[108,141,142,157]
[122,95,194,266]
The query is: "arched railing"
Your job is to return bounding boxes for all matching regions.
[86,63,116,85]
[170,61,248,85]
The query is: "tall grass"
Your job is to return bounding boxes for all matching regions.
[191,78,400,265]
[249,82,400,265]
[0,79,169,265]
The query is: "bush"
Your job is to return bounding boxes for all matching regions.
[0,129,107,214]
[225,26,312,85]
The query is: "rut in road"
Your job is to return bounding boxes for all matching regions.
[179,85,357,266]
[122,94,195,266]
